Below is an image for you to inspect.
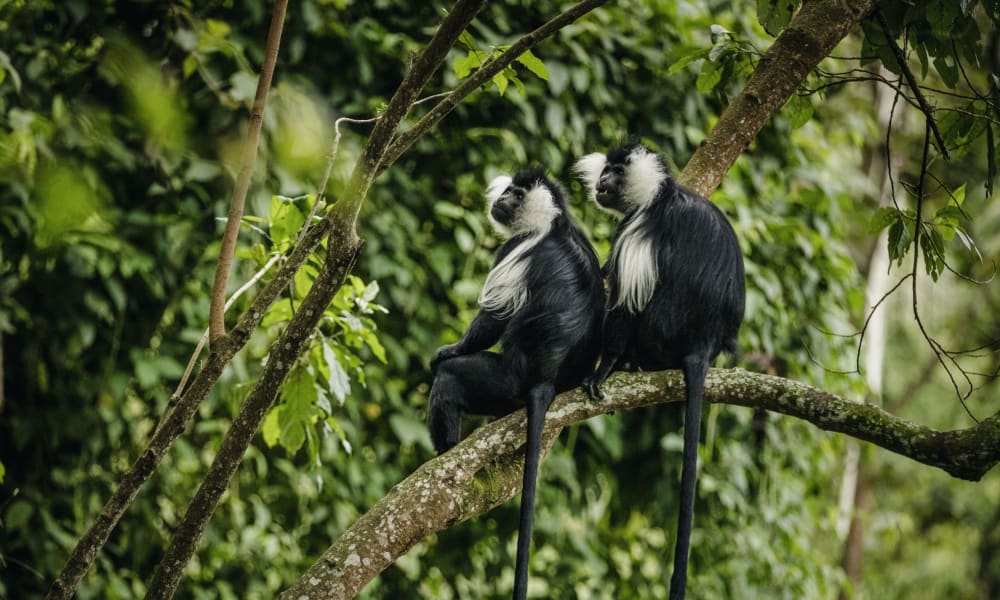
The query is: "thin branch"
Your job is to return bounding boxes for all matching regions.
[146,228,363,600]
[909,123,979,422]
[208,0,289,344]
[284,368,1000,597]
[48,3,487,596]
[168,253,283,405]
[377,0,611,175]
[874,9,950,160]
[145,2,494,596]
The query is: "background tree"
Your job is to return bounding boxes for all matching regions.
[0,1,998,598]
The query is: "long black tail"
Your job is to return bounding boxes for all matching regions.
[513,382,554,600]
[668,355,709,600]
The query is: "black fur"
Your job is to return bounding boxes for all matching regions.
[580,142,745,600]
[428,169,605,600]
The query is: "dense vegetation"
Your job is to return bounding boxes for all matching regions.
[1,1,998,598]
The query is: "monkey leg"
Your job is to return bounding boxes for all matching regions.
[584,308,634,400]
[427,352,521,454]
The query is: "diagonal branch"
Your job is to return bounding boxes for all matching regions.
[285,369,1000,597]
[678,0,879,196]
[874,9,950,160]
[377,0,610,175]
[209,0,288,344]
[47,3,487,597]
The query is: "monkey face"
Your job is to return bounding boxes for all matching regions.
[485,173,562,237]
[490,185,524,227]
[596,163,629,212]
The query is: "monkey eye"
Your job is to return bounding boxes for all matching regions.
[613,165,625,174]
[514,189,525,200]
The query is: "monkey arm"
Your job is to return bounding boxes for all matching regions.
[431,310,506,374]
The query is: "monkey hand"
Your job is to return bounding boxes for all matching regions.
[582,377,605,401]
[430,344,461,376]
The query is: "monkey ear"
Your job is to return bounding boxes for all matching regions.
[572,153,606,202]
[485,175,513,206]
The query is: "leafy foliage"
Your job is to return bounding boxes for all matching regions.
[0,0,997,599]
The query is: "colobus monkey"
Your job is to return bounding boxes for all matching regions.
[428,169,604,600]
[575,142,745,600]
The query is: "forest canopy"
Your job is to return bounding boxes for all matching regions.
[1,1,999,598]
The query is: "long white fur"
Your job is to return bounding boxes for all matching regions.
[572,152,607,204]
[610,211,657,313]
[478,179,561,318]
[624,146,666,208]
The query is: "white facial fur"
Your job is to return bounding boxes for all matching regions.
[513,183,561,234]
[573,152,607,204]
[610,212,657,314]
[624,146,666,208]
[478,178,560,318]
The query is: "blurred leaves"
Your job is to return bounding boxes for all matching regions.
[0,0,996,598]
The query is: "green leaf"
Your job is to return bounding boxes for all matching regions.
[361,328,388,364]
[515,50,549,81]
[868,207,900,234]
[262,406,282,447]
[887,219,912,264]
[783,94,813,129]
[757,0,800,36]
[696,60,723,93]
[951,182,967,206]
[492,72,509,96]
[5,499,33,530]
[269,195,306,250]
[668,47,712,75]
[926,0,958,40]
[453,49,487,79]
[182,54,198,79]
[323,343,351,404]
[458,29,476,51]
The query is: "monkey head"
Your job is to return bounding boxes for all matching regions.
[574,142,668,216]
[485,169,564,237]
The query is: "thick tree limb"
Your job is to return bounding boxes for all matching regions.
[285,369,1000,598]
[678,0,879,196]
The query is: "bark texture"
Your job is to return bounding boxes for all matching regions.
[678,0,879,196]
[285,369,1000,597]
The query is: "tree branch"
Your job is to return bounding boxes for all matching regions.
[48,3,485,597]
[678,0,879,196]
[208,0,288,344]
[285,369,1000,598]
[147,225,363,599]
[874,9,950,160]
[377,0,610,175]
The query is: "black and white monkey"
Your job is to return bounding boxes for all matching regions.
[575,142,745,600]
[428,169,605,600]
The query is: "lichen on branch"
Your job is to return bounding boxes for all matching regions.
[284,368,1000,598]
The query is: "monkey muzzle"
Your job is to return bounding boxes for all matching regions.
[491,201,516,226]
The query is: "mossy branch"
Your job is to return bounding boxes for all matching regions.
[285,369,999,597]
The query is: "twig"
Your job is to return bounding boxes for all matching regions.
[208,0,289,344]
[874,10,950,160]
[168,253,283,405]
[377,0,611,175]
[909,122,978,422]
